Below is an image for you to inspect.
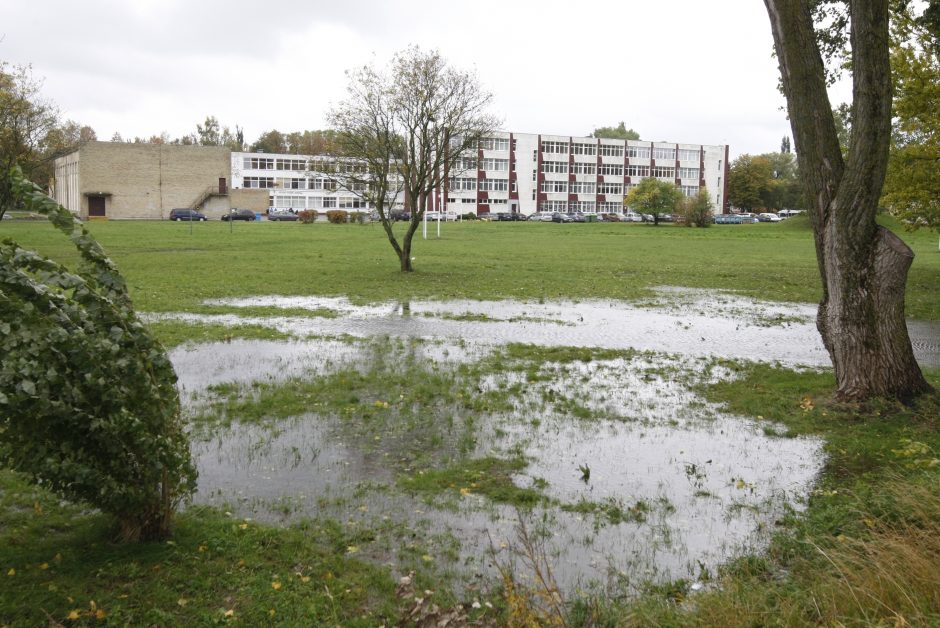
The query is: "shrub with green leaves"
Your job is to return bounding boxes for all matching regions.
[0,167,196,541]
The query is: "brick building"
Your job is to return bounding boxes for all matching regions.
[53,142,267,220]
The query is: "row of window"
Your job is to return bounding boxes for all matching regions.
[534,144,701,161]
[479,137,511,151]
[271,195,366,209]
[448,177,513,192]
[538,201,600,212]
[455,157,511,171]
[540,181,604,194]
[539,163,702,178]
[242,157,372,174]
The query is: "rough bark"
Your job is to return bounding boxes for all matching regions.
[764,0,931,401]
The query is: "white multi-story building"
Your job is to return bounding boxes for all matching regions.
[230,152,388,212]
[435,132,729,217]
[232,132,729,216]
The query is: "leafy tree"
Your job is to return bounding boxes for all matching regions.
[591,122,640,140]
[251,129,342,155]
[681,188,715,227]
[0,62,92,218]
[728,154,772,211]
[195,115,244,150]
[881,7,940,230]
[729,152,804,211]
[764,0,931,400]
[329,46,499,272]
[251,129,287,153]
[624,177,683,225]
[0,167,197,540]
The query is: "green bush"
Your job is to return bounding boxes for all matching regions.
[682,188,715,228]
[462,212,478,220]
[298,210,317,224]
[0,167,196,541]
[326,210,349,224]
[349,211,367,224]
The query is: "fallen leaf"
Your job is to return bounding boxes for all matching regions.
[272,581,282,590]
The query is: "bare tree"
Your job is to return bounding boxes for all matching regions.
[764,0,931,400]
[329,46,500,272]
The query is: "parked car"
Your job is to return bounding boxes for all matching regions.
[602,213,621,222]
[758,212,782,222]
[169,208,206,221]
[567,212,586,223]
[658,213,674,223]
[714,213,743,224]
[268,210,299,221]
[390,210,411,221]
[622,212,643,222]
[538,213,554,222]
[510,212,528,221]
[737,212,759,223]
[221,208,256,221]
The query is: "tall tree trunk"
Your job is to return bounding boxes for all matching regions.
[765,0,931,401]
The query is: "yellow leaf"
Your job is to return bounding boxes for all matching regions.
[67,610,81,620]
[177,598,188,607]
[421,554,434,562]
[6,568,14,576]
[459,487,472,496]
[198,545,207,553]
[301,576,311,583]
[95,609,106,620]
[346,545,359,554]
[239,523,248,530]
[224,609,235,618]
[39,563,49,570]
[269,609,276,617]
[271,581,282,590]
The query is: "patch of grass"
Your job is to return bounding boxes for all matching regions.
[5,218,937,321]
[398,457,544,507]
[561,497,651,525]
[0,471,405,627]
[147,320,292,348]
[499,344,637,365]
[187,304,342,319]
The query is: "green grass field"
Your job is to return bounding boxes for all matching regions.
[3,215,937,320]
[2,215,939,626]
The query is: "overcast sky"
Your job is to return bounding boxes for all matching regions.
[1,1,850,159]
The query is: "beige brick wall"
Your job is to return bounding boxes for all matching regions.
[230,189,270,213]
[66,142,232,219]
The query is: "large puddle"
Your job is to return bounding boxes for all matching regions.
[160,288,940,369]
[161,289,936,596]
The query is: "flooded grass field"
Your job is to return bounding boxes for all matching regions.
[149,287,940,598]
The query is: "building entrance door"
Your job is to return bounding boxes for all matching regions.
[88,196,106,217]
[219,177,227,194]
